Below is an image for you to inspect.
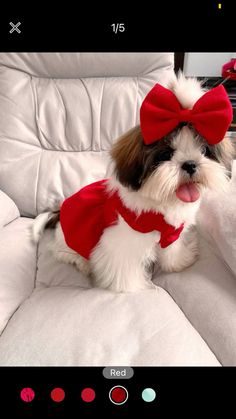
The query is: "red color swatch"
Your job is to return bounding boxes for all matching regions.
[81,387,96,402]
[51,387,65,402]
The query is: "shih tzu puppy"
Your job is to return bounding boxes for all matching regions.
[32,74,234,292]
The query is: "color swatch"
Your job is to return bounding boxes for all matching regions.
[109,386,128,405]
[81,387,96,402]
[20,387,35,402]
[141,388,156,402]
[51,387,65,402]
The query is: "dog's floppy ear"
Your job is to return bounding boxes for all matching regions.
[214,136,236,171]
[111,126,146,190]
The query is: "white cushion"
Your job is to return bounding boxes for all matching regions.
[0,190,19,228]
[0,218,36,334]
[155,233,236,365]
[0,53,174,217]
[0,229,219,366]
[197,159,236,277]
[0,52,174,78]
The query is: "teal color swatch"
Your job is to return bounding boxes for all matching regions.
[141,388,156,402]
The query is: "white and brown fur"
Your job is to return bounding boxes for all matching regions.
[32,75,235,292]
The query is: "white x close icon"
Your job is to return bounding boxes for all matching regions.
[9,22,21,34]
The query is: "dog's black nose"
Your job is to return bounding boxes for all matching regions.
[181,160,197,176]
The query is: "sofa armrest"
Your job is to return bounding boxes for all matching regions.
[0,190,20,228]
[197,160,236,277]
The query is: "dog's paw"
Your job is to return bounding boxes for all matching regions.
[75,257,91,276]
[166,249,199,273]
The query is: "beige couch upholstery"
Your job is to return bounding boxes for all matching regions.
[0,53,235,366]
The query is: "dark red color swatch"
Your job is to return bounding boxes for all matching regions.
[109,386,128,404]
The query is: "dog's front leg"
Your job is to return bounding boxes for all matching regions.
[90,217,158,292]
[157,227,199,273]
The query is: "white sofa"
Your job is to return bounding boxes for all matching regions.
[0,53,235,366]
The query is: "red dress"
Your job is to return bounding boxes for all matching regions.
[60,179,184,260]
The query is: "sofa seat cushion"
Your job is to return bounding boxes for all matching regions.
[0,218,37,334]
[0,229,219,366]
[0,286,219,366]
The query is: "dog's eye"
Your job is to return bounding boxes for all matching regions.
[201,145,211,157]
[156,148,174,162]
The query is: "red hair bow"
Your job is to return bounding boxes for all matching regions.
[140,83,233,145]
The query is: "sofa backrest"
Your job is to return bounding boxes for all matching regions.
[0,53,174,216]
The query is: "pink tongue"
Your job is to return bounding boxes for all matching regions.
[176,183,200,203]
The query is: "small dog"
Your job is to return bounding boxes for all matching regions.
[32,74,234,292]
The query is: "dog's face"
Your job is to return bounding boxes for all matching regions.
[111,124,235,206]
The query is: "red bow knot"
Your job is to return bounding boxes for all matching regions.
[140,83,233,145]
[178,109,192,122]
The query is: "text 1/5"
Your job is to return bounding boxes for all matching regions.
[111,23,125,34]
